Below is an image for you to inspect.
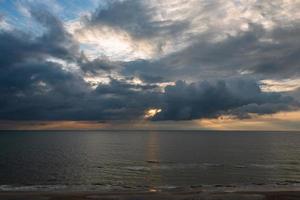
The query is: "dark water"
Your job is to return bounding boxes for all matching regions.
[0,130,300,191]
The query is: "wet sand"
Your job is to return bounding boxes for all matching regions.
[1,190,300,200]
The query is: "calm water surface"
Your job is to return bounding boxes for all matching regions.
[0,130,300,191]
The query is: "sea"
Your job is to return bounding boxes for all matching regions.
[0,130,300,192]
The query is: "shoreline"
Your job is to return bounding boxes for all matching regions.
[1,186,300,200]
[1,189,300,200]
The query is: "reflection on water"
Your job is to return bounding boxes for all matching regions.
[0,130,300,191]
[146,132,161,190]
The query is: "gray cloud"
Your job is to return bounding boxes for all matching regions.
[79,55,118,74]
[0,70,161,120]
[80,0,300,81]
[153,79,298,120]
[0,9,78,68]
[121,22,300,81]
[88,0,189,39]
[30,8,79,61]
[0,9,161,121]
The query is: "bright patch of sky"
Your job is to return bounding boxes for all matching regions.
[260,79,300,92]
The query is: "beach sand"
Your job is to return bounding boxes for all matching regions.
[1,190,300,200]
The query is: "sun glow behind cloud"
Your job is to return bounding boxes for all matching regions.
[1,110,300,131]
[197,111,300,131]
[260,79,300,92]
[70,25,156,61]
[144,109,162,119]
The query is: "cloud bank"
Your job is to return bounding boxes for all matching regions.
[0,0,300,124]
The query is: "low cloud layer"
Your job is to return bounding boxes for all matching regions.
[153,79,298,120]
[0,1,300,125]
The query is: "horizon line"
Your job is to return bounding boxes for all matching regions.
[0,129,299,132]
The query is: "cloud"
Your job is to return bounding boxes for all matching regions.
[198,110,300,131]
[0,14,11,30]
[79,55,119,74]
[0,38,157,121]
[1,1,300,126]
[153,79,298,120]
[260,79,300,92]
[0,10,161,121]
[72,24,157,61]
[88,0,189,39]
[0,9,78,69]
[0,60,161,120]
[16,0,63,16]
[121,22,300,82]
[75,0,300,82]
[0,8,86,120]
[74,0,190,60]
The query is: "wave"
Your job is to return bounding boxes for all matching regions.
[125,162,227,171]
[124,162,286,171]
[2,182,300,192]
[0,184,67,191]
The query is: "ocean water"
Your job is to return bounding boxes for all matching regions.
[0,130,300,192]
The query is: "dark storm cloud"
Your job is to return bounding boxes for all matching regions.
[0,59,161,120]
[0,8,88,120]
[29,9,79,61]
[90,78,161,120]
[90,0,150,37]
[153,79,298,121]
[0,61,88,120]
[120,60,168,83]
[138,74,165,83]
[248,24,300,77]
[79,55,118,74]
[0,8,161,120]
[0,9,78,68]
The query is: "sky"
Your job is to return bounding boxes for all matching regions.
[0,0,300,130]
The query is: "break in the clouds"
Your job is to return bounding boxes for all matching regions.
[0,0,300,126]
